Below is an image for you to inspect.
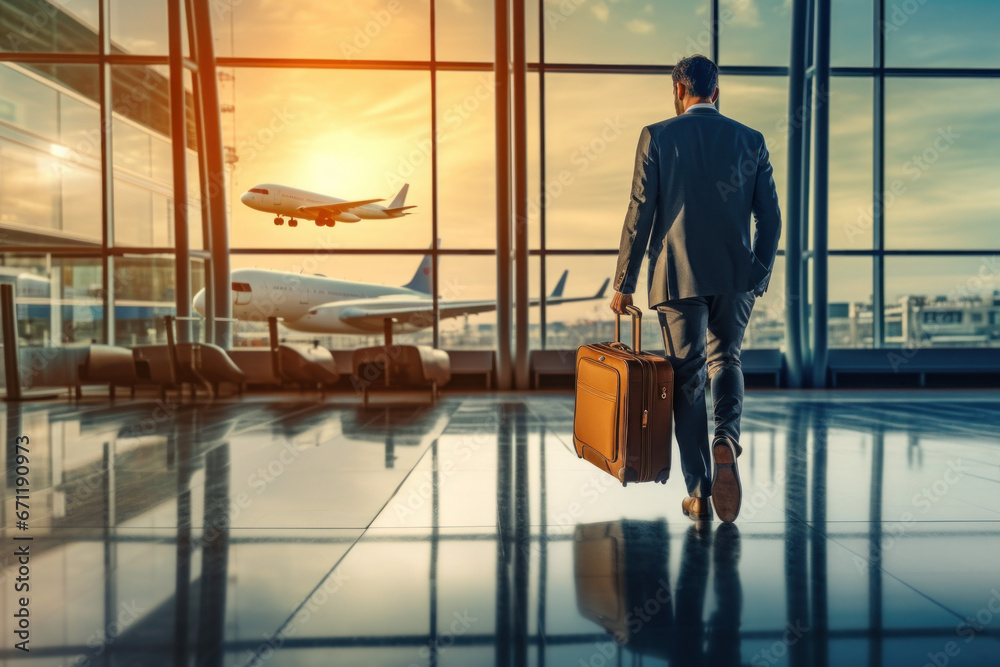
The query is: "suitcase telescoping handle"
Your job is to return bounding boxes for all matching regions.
[613,305,642,352]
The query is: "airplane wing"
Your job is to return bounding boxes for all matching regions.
[333,278,611,331]
[336,300,499,331]
[296,198,383,216]
[537,277,610,306]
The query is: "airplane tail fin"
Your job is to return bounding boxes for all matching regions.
[595,278,610,298]
[388,184,409,209]
[550,270,569,298]
[384,183,416,216]
[403,242,436,294]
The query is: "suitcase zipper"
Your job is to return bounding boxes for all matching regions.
[639,357,651,481]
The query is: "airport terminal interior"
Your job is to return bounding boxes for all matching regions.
[1,0,999,665]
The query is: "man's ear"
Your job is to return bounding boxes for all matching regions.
[711,86,720,104]
[674,82,686,99]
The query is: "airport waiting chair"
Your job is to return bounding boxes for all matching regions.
[176,342,247,397]
[278,343,340,388]
[76,344,139,399]
[352,344,451,407]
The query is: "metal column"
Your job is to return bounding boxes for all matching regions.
[512,0,529,389]
[494,0,513,389]
[190,0,233,349]
[167,0,191,344]
[811,0,831,388]
[872,0,887,347]
[784,0,810,388]
[98,0,115,346]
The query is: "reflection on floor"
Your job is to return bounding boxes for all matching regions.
[2,391,1000,666]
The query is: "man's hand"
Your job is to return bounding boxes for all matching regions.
[610,291,633,315]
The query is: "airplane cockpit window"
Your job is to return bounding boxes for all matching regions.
[248,188,269,195]
[232,282,252,292]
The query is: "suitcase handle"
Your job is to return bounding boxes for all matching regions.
[614,305,642,352]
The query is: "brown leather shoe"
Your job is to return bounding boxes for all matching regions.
[682,496,712,520]
[711,435,742,523]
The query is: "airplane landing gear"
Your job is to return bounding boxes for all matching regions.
[289,218,298,227]
[316,217,335,227]
[273,216,284,226]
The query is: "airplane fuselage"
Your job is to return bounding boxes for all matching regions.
[194,268,431,335]
[240,184,404,223]
[192,256,606,337]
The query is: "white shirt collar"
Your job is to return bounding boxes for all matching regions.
[685,102,718,113]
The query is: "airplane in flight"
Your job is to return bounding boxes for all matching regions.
[192,253,609,336]
[240,183,415,228]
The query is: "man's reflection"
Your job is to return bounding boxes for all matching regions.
[574,519,742,666]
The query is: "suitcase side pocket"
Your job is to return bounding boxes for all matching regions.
[574,357,621,463]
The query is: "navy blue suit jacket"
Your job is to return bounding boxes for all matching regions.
[613,106,782,307]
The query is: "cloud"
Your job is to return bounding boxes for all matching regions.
[721,0,762,28]
[591,2,610,23]
[626,18,654,35]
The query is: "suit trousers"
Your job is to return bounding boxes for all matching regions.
[657,291,756,498]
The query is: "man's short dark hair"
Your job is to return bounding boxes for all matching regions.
[672,55,718,98]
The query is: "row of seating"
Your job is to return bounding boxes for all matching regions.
[77,340,452,404]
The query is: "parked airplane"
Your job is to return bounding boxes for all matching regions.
[240,183,415,228]
[192,254,609,336]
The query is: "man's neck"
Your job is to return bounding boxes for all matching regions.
[685,98,716,109]
[685,101,717,113]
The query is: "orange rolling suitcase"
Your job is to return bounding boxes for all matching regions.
[573,306,672,486]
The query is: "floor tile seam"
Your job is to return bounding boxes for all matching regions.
[804,522,977,625]
[960,471,1000,486]
[237,531,367,667]
[937,492,1000,517]
[744,394,1000,403]
[358,436,440,533]
[817,518,1000,526]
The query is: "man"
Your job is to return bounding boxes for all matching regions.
[610,55,782,523]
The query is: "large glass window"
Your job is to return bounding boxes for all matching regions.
[718,0,792,67]
[211,0,431,61]
[110,0,167,56]
[543,73,671,250]
[885,255,1000,348]
[884,78,1000,251]
[435,0,493,62]
[0,0,99,53]
[436,71,496,248]
[0,63,102,243]
[542,0,709,66]
[832,0,873,66]
[884,0,1000,68]
[829,78,874,251]
[0,254,103,346]
[226,68,432,251]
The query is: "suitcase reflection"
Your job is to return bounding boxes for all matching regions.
[573,519,742,666]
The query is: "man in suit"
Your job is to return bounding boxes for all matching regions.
[610,55,782,522]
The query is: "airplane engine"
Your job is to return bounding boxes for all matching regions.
[283,306,345,334]
[334,212,361,223]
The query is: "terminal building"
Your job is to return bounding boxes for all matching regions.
[1,1,999,665]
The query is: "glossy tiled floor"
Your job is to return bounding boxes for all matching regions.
[2,390,1000,666]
